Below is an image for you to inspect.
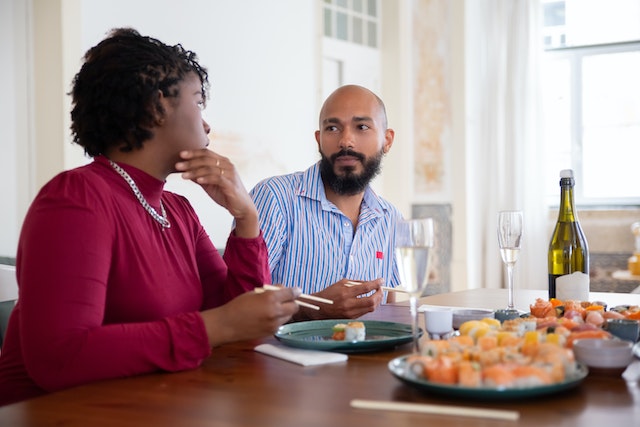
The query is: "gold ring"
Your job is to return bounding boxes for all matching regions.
[220,168,224,176]
[215,159,220,167]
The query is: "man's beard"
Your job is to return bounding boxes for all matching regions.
[319,148,384,196]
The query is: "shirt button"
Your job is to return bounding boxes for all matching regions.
[344,222,349,227]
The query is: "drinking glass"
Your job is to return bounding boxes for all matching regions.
[497,211,523,311]
[395,218,435,353]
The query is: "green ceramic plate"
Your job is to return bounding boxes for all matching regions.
[388,355,588,400]
[274,320,420,353]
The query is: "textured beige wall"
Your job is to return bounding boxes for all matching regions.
[33,0,66,188]
[412,0,451,196]
[547,209,640,254]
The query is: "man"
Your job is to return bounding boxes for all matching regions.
[250,85,403,320]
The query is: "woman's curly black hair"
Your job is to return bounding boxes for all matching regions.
[70,28,209,157]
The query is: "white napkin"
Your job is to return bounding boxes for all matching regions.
[254,343,348,366]
[622,360,640,382]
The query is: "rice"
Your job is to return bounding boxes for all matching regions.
[345,321,366,341]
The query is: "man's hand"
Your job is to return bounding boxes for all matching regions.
[291,278,384,321]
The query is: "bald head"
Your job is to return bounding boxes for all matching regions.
[319,85,388,130]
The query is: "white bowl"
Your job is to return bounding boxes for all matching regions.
[452,309,495,330]
[572,338,634,370]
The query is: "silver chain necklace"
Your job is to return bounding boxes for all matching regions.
[108,160,171,229]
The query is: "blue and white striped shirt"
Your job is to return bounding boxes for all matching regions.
[249,162,402,295]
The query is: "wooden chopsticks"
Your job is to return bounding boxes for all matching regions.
[344,281,362,287]
[344,281,409,293]
[263,284,333,305]
[350,399,520,421]
[380,286,409,293]
[257,284,333,311]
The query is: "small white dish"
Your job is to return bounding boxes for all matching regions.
[423,307,453,339]
[572,338,634,370]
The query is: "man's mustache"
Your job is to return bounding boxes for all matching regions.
[330,149,365,162]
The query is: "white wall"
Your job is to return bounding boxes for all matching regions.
[0,0,322,254]
[2,1,466,290]
[78,0,320,248]
[0,0,18,256]
[0,0,428,260]
[0,0,31,258]
[2,0,410,257]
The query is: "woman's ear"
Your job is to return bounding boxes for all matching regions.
[154,89,168,126]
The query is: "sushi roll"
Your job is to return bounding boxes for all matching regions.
[332,323,347,340]
[345,321,366,341]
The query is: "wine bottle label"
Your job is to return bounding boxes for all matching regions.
[555,272,589,301]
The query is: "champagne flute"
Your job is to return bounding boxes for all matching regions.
[497,211,523,311]
[395,218,434,353]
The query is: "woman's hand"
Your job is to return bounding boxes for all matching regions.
[175,149,259,238]
[200,286,300,347]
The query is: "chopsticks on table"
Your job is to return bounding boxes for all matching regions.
[344,281,409,293]
[350,399,520,421]
[257,284,333,311]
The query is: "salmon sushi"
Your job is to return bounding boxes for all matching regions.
[331,323,347,340]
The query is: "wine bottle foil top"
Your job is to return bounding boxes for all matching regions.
[560,169,574,178]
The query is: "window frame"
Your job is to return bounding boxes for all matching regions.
[322,0,380,48]
[543,40,640,208]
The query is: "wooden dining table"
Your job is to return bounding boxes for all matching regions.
[1,288,639,427]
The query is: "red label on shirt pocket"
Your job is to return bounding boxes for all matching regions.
[376,251,384,259]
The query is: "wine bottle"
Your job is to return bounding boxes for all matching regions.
[547,169,589,299]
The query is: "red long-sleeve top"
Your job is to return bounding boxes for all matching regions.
[0,156,269,406]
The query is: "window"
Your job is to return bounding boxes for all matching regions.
[323,0,380,48]
[541,0,640,206]
[321,0,382,101]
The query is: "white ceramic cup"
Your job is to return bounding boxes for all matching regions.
[423,307,453,339]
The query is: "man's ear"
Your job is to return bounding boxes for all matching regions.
[383,128,395,154]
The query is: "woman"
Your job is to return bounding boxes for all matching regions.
[0,28,299,406]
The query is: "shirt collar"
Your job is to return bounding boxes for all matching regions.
[295,162,386,217]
